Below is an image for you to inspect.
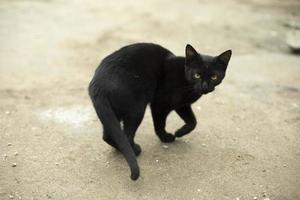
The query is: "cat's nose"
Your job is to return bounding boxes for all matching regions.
[202,82,208,90]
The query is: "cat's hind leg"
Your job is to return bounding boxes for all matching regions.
[174,105,197,137]
[103,129,119,150]
[123,107,146,156]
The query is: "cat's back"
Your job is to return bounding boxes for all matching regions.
[97,43,172,76]
[89,43,172,100]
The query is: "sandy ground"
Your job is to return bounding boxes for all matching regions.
[0,0,300,199]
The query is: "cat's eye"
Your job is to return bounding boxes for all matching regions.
[194,73,201,79]
[211,75,218,80]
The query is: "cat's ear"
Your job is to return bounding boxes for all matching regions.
[217,50,232,65]
[185,44,198,61]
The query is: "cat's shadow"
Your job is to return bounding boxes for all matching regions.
[107,137,193,158]
[150,138,192,155]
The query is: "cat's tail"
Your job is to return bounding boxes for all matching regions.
[91,95,140,181]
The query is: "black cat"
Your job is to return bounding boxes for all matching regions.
[88,43,231,180]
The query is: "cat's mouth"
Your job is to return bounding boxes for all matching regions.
[199,88,214,95]
[193,82,216,95]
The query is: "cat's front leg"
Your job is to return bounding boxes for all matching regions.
[175,105,197,137]
[151,106,175,143]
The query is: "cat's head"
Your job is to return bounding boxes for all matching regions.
[184,44,232,95]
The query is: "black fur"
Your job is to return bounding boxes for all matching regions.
[88,43,232,180]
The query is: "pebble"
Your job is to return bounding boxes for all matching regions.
[270,30,278,37]
[292,103,298,108]
[155,159,159,162]
[253,196,258,200]
[286,30,300,54]
[283,21,300,29]
[263,198,270,200]
[5,111,10,115]
[8,143,12,146]
[12,163,17,167]
[235,198,240,200]
[8,194,14,199]
[197,188,201,192]
[283,164,287,167]
[14,152,19,156]
[162,145,169,149]
[3,154,8,160]
[14,193,22,200]
[201,143,206,147]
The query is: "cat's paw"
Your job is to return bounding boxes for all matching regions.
[159,133,176,143]
[132,144,142,156]
[175,128,188,137]
[175,124,196,137]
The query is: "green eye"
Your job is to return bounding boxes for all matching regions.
[211,74,218,80]
[194,73,201,79]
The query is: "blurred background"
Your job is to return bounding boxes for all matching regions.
[0,0,299,199]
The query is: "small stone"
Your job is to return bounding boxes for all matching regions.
[8,194,14,199]
[197,188,201,192]
[262,198,270,200]
[253,196,258,200]
[201,143,206,147]
[3,154,8,160]
[15,194,22,200]
[292,103,298,108]
[162,145,169,149]
[8,143,12,146]
[12,163,17,167]
[270,30,278,37]
[14,152,18,156]
[283,20,300,29]
[286,30,300,54]
[155,159,159,162]
[262,169,266,172]
[235,198,240,200]
[31,127,37,131]
[5,111,10,115]
[283,164,287,167]
[55,163,59,166]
